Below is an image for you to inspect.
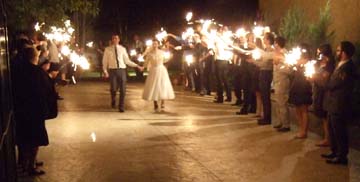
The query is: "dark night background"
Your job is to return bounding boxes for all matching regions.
[94,0,259,43]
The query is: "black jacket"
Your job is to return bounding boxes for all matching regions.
[324,60,355,115]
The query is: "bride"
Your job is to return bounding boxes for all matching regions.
[142,39,175,110]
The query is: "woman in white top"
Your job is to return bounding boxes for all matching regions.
[142,39,175,110]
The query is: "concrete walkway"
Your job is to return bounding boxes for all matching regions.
[19,81,360,182]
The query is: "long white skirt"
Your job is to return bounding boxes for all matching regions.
[142,65,175,101]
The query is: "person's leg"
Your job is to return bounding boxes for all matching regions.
[154,101,158,110]
[109,70,118,108]
[222,63,232,101]
[302,105,309,137]
[256,91,262,117]
[332,114,349,159]
[161,100,165,108]
[215,61,223,102]
[279,94,290,128]
[118,69,127,111]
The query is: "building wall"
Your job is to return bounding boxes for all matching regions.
[259,0,360,45]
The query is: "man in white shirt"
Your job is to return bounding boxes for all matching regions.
[102,34,143,112]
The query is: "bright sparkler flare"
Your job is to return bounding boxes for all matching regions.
[138,56,145,62]
[86,41,94,48]
[146,40,153,47]
[185,54,194,66]
[285,47,302,66]
[90,132,96,142]
[164,51,171,59]
[304,60,317,78]
[155,29,167,42]
[186,12,193,22]
[69,52,90,70]
[130,49,137,56]
[236,28,247,38]
[61,45,71,56]
[253,26,265,38]
[34,22,45,31]
[252,49,262,60]
[182,27,195,40]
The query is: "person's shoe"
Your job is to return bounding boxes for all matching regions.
[35,161,44,167]
[213,100,223,103]
[249,107,256,113]
[277,127,290,132]
[236,109,248,115]
[119,109,125,112]
[321,153,337,159]
[273,124,282,129]
[316,141,330,147]
[326,157,348,165]
[111,101,116,108]
[225,98,232,102]
[258,120,271,125]
[28,169,45,176]
[57,95,64,100]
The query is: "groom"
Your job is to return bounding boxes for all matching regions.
[102,34,143,112]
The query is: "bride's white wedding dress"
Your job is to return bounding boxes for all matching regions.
[142,49,175,101]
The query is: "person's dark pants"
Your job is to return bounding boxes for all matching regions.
[109,69,127,110]
[233,65,243,103]
[215,60,231,101]
[196,62,206,94]
[259,70,273,122]
[328,113,349,159]
[184,64,195,90]
[204,58,213,94]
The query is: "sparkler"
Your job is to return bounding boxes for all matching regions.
[155,28,167,42]
[304,60,317,78]
[138,56,145,62]
[186,12,193,22]
[285,47,302,66]
[252,49,262,60]
[185,54,194,66]
[146,40,153,47]
[34,22,45,31]
[236,28,247,38]
[164,51,171,60]
[86,41,94,48]
[130,49,137,57]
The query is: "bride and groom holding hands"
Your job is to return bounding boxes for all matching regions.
[102,34,175,112]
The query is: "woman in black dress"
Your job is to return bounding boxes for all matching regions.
[288,44,313,139]
[312,44,335,146]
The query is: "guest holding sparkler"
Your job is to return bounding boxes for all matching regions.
[272,37,291,131]
[312,44,335,147]
[322,41,356,165]
[142,39,175,111]
[288,44,313,138]
[213,26,232,103]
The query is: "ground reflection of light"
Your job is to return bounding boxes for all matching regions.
[90,132,96,142]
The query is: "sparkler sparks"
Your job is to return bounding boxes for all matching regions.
[164,51,171,60]
[130,49,137,57]
[252,49,262,60]
[285,47,302,66]
[185,54,194,66]
[186,12,193,22]
[304,60,317,78]
[146,40,153,47]
[86,41,94,48]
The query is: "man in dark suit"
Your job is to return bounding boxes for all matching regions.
[322,41,356,165]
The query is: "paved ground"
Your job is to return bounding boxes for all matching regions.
[19,81,360,182]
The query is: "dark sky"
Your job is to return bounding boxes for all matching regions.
[95,0,259,42]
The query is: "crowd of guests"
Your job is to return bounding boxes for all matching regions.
[127,27,358,166]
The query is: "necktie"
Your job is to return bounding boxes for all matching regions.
[115,45,120,68]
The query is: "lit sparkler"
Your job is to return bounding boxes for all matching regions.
[164,51,171,60]
[236,28,247,38]
[155,28,167,42]
[86,41,94,48]
[304,60,317,78]
[146,40,153,47]
[90,132,96,142]
[186,12,193,22]
[185,54,194,66]
[252,49,262,60]
[285,47,302,66]
[130,49,137,56]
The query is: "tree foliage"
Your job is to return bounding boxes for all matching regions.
[5,0,99,33]
[278,6,308,48]
[308,0,335,47]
